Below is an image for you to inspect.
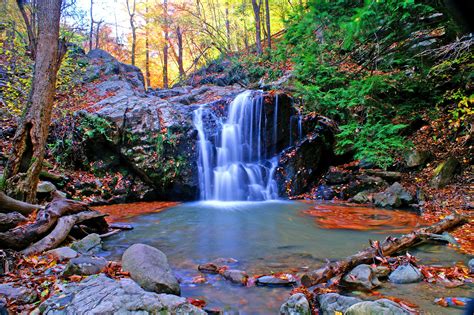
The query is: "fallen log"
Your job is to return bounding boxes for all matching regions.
[301,213,470,288]
[0,191,41,215]
[0,194,91,250]
[22,211,106,255]
[0,212,27,232]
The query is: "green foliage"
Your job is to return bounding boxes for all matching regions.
[252,0,471,168]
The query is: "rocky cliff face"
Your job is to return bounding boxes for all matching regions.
[50,49,335,202]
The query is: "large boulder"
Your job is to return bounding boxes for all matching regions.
[345,299,410,315]
[121,243,180,295]
[388,264,423,284]
[39,274,205,314]
[431,157,460,188]
[373,182,413,208]
[317,293,362,314]
[280,293,310,315]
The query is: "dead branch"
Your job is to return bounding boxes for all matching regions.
[301,213,470,288]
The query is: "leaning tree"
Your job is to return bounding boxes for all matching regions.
[3,0,67,203]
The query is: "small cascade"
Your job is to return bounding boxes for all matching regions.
[193,90,297,201]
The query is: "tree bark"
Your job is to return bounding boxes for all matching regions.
[177,25,185,81]
[0,212,27,232]
[126,0,136,66]
[264,0,271,50]
[0,191,41,215]
[163,0,169,88]
[145,2,151,88]
[251,0,262,55]
[16,0,37,58]
[89,0,94,51]
[301,213,470,288]
[4,0,66,203]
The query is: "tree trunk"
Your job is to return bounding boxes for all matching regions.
[4,0,66,203]
[177,25,185,81]
[89,0,93,51]
[0,191,41,215]
[95,20,103,49]
[251,0,262,55]
[225,6,231,51]
[163,0,169,88]
[126,0,136,66]
[264,0,271,50]
[145,2,151,88]
[301,213,470,288]
[16,0,37,58]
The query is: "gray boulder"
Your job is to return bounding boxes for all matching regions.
[431,157,460,188]
[388,264,423,284]
[0,283,37,304]
[373,182,413,208]
[343,264,381,290]
[222,269,248,285]
[122,243,180,295]
[46,247,78,261]
[280,293,310,315]
[63,256,107,276]
[469,258,474,274]
[406,150,431,168]
[317,293,362,314]
[39,274,205,314]
[70,233,102,254]
[345,299,410,314]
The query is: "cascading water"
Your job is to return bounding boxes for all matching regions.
[193,90,282,201]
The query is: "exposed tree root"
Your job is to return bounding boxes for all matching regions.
[22,211,106,255]
[301,213,470,288]
[0,191,41,215]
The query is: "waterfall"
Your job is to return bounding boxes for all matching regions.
[193,90,281,201]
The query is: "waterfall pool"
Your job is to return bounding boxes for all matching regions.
[101,201,471,314]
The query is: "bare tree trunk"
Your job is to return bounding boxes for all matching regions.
[89,0,93,51]
[126,0,136,66]
[163,0,169,88]
[225,5,231,51]
[4,0,66,203]
[16,0,37,58]
[251,0,262,55]
[264,0,271,50]
[177,25,185,81]
[95,20,103,49]
[145,2,151,88]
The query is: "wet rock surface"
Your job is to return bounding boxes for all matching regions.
[317,293,362,314]
[344,298,410,314]
[280,293,310,315]
[222,269,248,285]
[0,284,37,305]
[343,264,381,290]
